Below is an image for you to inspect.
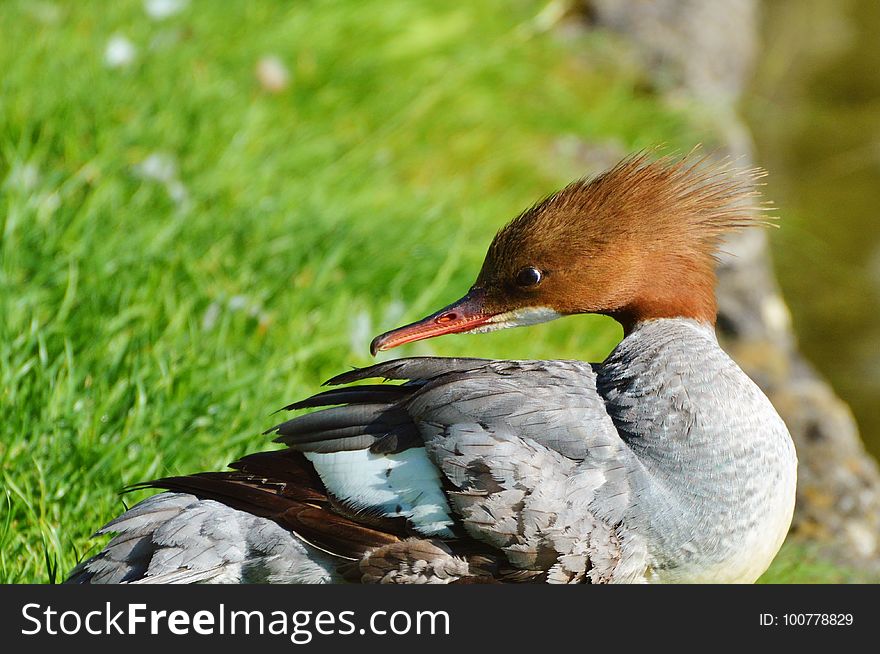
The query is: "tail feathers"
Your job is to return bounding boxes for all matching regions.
[67,492,345,584]
[96,490,197,538]
[66,493,202,584]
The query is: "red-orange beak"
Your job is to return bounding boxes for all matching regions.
[370,289,495,355]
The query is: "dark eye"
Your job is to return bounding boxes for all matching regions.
[515,266,543,287]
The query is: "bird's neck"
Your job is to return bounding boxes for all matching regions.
[606,254,718,335]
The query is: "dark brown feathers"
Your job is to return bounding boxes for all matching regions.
[131,450,403,560]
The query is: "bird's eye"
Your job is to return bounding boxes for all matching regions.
[515,266,543,287]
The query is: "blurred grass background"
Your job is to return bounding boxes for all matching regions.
[0,0,864,583]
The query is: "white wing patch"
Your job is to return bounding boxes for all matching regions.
[304,449,455,537]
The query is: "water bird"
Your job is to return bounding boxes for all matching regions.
[68,153,797,584]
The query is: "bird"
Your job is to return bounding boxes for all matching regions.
[67,152,797,584]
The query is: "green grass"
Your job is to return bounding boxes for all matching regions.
[0,0,844,583]
[758,542,878,584]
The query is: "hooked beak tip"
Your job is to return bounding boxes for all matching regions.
[367,289,491,356]
[369,335,385,357]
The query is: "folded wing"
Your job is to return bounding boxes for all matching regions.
[72,356,649,583]
[273,357,648,583]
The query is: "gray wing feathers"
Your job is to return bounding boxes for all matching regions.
[272,402,418,453]
[293,357,648,582]
[325,357,492,386]
[395,359,646,582]
[427,421,577,571]
[67,492,343,584]
[67,493,198,584]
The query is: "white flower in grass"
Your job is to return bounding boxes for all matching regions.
[136,152,177,184]
[144,0,188,20]
[256,56,291,93]
[134,152,191,210]
[228,295,249,312]
[104,35,136,69]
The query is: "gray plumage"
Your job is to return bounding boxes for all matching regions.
[67,493,343,584]
[69,318,796,584]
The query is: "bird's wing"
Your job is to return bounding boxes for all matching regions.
[72,356,648,584]
[273,357,648,583]
[128,449,407,560]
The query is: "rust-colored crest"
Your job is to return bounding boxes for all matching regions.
[478,152,770,329]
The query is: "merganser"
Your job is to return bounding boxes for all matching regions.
[68,153,797,584]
